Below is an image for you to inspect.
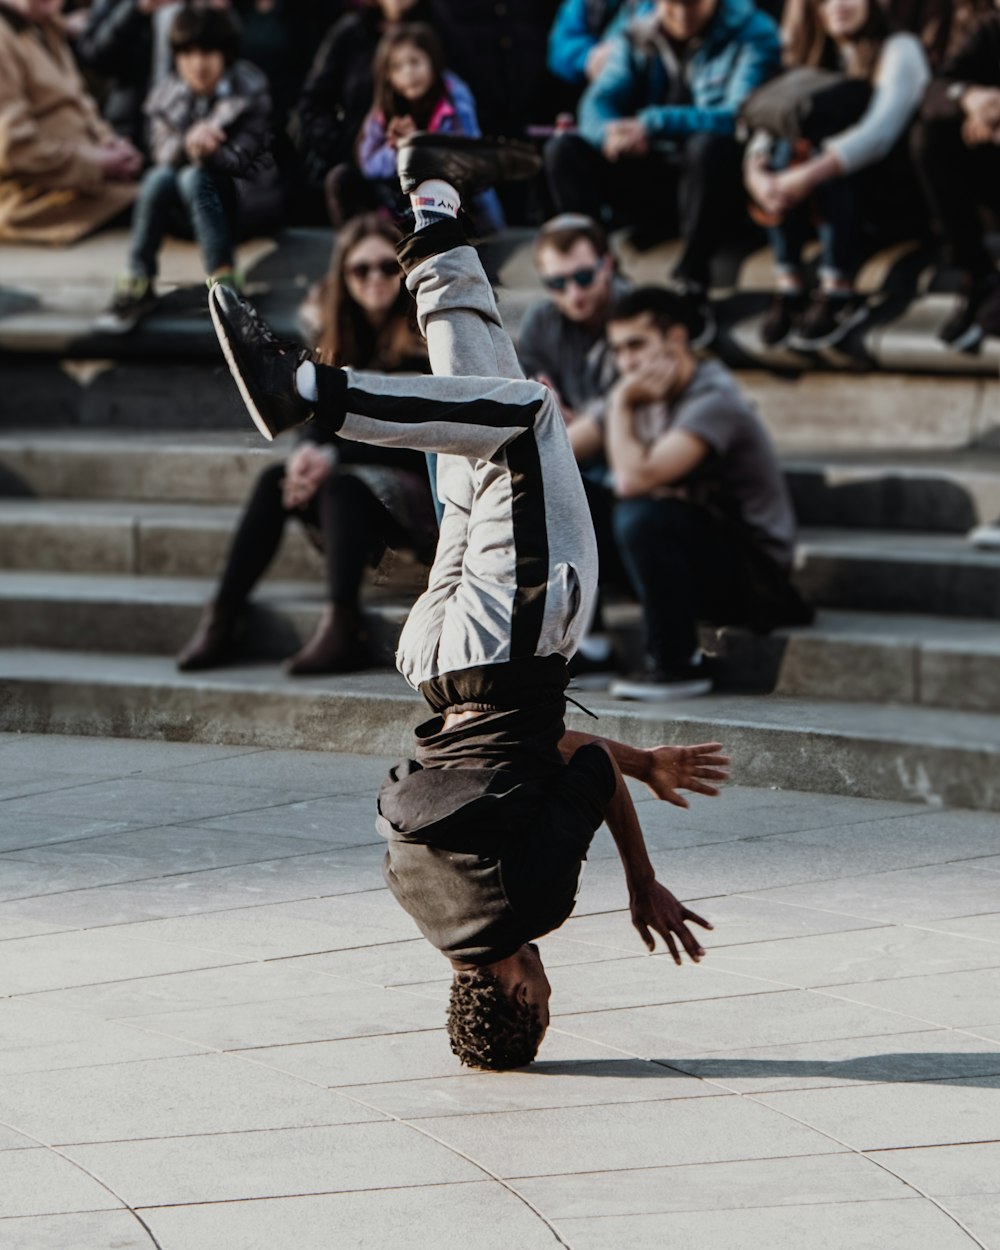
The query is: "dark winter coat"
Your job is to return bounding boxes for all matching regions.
[145,59,281,232]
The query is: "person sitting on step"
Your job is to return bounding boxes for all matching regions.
[99,5,281,333]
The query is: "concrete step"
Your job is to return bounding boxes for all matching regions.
[795,529,1000,619]
[2,648,998,810]
[4,432,1000,529]
[3,351,997,451]
[6,571,1000,714]
[784,449,1000,533]
[0,497,430,590]
[1,498,996,618]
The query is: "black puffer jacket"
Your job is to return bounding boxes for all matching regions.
[146,59,282,232]
[76,0,153,151]
[430,0,561,136]
[293,2,435,181]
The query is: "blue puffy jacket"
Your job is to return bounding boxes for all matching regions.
[578,0,781,145]
[547,0,652,84]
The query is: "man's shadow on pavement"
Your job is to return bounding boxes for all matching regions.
[530,1053,1000,1088]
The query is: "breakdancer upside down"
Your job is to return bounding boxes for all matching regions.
[210,135,728,1070]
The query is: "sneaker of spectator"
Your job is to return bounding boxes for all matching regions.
[789,290,868,351]
[759,288,807,347]
[937,273,1000,353]
[610,653,714,701]
[97,275,160,334]
[968,517,1000,550]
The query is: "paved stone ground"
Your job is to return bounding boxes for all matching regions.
[2,732,1000,1249]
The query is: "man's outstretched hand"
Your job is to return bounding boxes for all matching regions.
[640,742,730,808]
[630,880,713,964]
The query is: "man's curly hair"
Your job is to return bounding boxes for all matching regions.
[447,968,544,1070]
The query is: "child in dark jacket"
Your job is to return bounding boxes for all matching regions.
[100,6,281,333]
[330,22,504,234]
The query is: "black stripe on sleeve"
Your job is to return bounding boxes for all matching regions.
[506,429,549,659]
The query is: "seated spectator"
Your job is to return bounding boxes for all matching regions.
[568,287,812,701]
[547,0,650,88]
[912,9,1000,351]
[98,5,281,332]
[0,0,142,245]
[745,0,930,350]
[293,0,434,220]
[76,0,176,153]
[431,0,558,140]
[781,0,995,71]
[518,213,631,680]
[177,213,436,675]
[519,213,626,423]
[333,22,503,233]
[546,0,781,341]
[78,1,338,159]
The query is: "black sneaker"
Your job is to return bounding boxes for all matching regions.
[975,277,1000,341]
[97,276,158,334]
[939,273,1000,353]
[789,292,867,351]
[209,284,314,442]
[610,657,713,702]
[667,280,716,350]
[397,133,542,199]
[760,291,806,348]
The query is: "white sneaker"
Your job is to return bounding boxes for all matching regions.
[968,520,1000,550]
[610,659,713,702]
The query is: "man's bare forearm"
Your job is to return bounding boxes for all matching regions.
[558,727,650,785]
[592,740,656,893]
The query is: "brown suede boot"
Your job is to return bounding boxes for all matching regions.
[285,604,368,676]
[176,601,242,672]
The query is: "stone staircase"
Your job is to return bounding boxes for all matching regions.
[1,228,999,810]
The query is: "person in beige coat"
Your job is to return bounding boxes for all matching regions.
[0,0,141,245]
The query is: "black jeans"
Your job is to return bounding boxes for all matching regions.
[613,495,804,670]
[911,114,1000,279]
[544,130,744,286]
[216,462,406,611]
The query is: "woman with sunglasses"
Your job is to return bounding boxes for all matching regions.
[177,213,435,675]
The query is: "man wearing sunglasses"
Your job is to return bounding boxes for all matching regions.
[208,133,726,1071]
[545,0,781,343]
[517,213,630,682]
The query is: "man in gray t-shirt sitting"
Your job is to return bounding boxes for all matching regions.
[569,286,813,701]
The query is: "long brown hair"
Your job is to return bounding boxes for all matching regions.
[371,22,448,128]
[787,0,890,78]
[314,214,418,368]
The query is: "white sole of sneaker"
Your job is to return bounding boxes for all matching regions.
[208,286,275,443]
[948,323,985,354]
[610,677,713,701]
[788,305,868,352]
[968,525,1000,551]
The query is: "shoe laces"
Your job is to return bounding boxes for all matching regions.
[240,296,300,357]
